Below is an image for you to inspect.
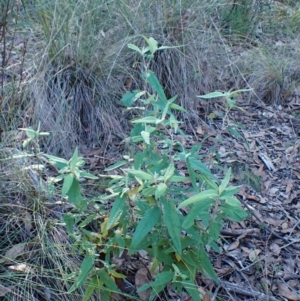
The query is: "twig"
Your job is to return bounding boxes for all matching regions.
[220,280,281,301]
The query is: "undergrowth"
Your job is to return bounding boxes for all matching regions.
[11,37,248,301]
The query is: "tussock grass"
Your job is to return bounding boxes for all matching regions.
[0,149,99,300]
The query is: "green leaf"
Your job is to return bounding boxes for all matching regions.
[80,171,98,180]
[62,173,74,197]
[67,180,86,210]
[178,189,218,209]
[222,204,248,221]
[188,157,215,179]
[120,90,145,107]
[78,214,98,228]
[142,186,156,197]
[64,213,75,234]
[220,186,240,198]
[43,153,68,169]
[201,174,219,190]
[198,246,219,283]
[143,36,158,54]
[131,116,161,124]
[104,160,127,171]
[182,280,202,301]
[107,195,126,230]
[145,71,168,103]
[137,271,173,294]
[162,198,182,255]
[130,206,160,249]
[197,91,227,99]
[219,168,231,195]
[125,169,153,181]
[227,126,243,140]
[169,103,187,112]
[22,138,31,148]
[155,183,167,199]
[164,162,175,182]
[141,131,150,144]
[169,175,189,183]
[83,276,103,301]
[21,128,36,139]
[224,196,241,207]
[70,147,79,171]
[209,220,223,240]
[127,43,143,55]
[97,269,120,292]
[69,256,95,292]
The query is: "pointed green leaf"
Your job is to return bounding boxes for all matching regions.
[182,280,202,301]
[220,186,240,198]
[137,271,173,293]
[70,147,79,170]
[78,214,98,228]
[169,103,187,112]
[188,157,215,178]
[197,91,226,99]
[131,206,160,249]
[164,162,175,181]
[145,71,168,103]
[64,213,75,234]
[104,160,127,171]
[219,168,231,195]
[120,91,136,107]
[155,183,167,199]
[198,246,219,283]
[131,116,161,124]
[222,203,248,221]
[43,153,68,169]
[62,173,74,197]
[169,175,189,183]
[79,171,98,180]
[97,269,120,292]
[224,196,241,207]
[162,198,182,254]
[83,276,103,301]
[69,256,95,292]
[178,189,218,209]
[141,131,150,144]
[201,174,219,190]
[125,169,153,181]
[143,36,158,54]
[127,43,143,55]
[107,195,126,230]
[67,180,86,210]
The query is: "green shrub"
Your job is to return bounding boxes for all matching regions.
[37,37,248,300]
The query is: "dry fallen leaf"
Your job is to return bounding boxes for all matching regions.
[227,239,240,251]
[8,263,32,273]
[135,268,151,300]
[277,281,300,301]
[23,211,33,233]
[0,243,26,264]
[269,243,281,256]
[249,249,261,262]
